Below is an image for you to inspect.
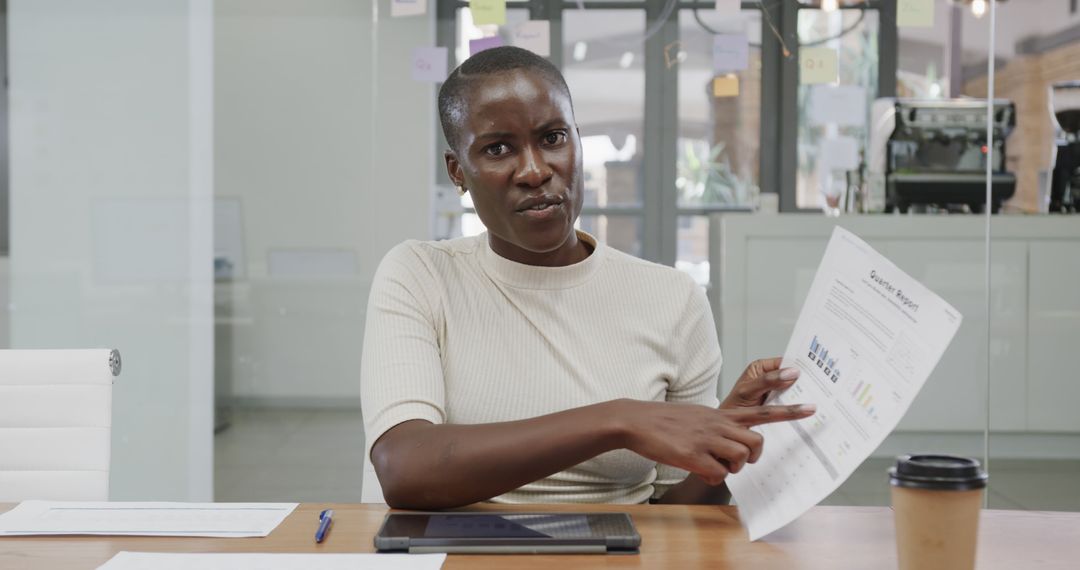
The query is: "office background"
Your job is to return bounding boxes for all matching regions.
[0,0,1076,511]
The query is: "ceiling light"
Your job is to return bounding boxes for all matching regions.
[619,51,634,69]
[971,0,987,18]
[949,0,1006,19]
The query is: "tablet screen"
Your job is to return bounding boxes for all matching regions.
[380,513,627,540]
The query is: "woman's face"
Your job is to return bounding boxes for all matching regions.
[444,70,585,266]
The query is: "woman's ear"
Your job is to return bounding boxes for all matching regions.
[444,150,465,188]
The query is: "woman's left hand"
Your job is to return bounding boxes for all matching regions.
[719,357,800,410]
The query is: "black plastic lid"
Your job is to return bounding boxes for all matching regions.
[888,455,988,491]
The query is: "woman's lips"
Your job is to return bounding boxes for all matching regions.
[517,202,564,220]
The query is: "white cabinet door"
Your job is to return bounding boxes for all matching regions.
[1027,242,1080,432]
[884,240,1027,432]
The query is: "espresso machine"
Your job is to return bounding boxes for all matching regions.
[868,99,1016,213]
[1048,81,1080,213]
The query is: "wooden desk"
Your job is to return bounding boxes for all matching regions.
[1,503,1076,569]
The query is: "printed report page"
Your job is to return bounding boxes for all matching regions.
[727,226,963,541]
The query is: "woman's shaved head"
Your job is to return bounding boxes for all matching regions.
[438,46,573,152]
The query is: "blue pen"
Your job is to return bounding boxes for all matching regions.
[315,509,334,543]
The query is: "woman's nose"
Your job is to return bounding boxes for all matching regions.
[515,146,552,187]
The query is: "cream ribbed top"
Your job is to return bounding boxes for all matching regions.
[360,231,722,504]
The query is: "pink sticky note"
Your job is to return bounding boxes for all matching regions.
[412,46,448,83]
[469,36,504,57]
[512,21,550,57]
[713,33,749,73]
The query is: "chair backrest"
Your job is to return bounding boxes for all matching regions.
[0,349,121,501]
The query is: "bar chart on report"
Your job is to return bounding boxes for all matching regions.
[849,379,879,422]
[808,336,842,383]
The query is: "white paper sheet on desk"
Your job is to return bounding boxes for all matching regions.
[0,501,297,537]
[727,227,963,540]
[97,552,447,570]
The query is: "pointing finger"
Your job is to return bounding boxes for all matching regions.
[729,404,816,427]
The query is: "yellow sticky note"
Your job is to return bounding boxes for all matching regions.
[471,0,506,26]
[897,0,934,28]
[713,75,739,98]
[800,47,838,85]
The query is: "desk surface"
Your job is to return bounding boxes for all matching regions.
[2,502,1077,569]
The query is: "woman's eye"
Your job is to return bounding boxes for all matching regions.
[544,132,567,145]
[485,143,509,157]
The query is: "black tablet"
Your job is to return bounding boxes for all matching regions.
[373,512,641,554]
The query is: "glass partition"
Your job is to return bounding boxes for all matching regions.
[212,0,436,502]
[982,0,1080,513]
[10,0,1077,516]
[7,0,214,501]
[720,0,1000,509]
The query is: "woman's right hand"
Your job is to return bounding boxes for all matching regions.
[615,399,816,486]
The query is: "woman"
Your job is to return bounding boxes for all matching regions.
[361,46,813,510]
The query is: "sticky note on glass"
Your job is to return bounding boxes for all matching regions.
[713,33,749,72]
[512,21,550,57]
[800,47,838,85]
[411,46,448,82]
[713,75,740,98]
[715,0,741,18]
[391,0,426,17]
[471,0,506,26]
[469,35,504,56]
[897,0,934,28]
[808,85,867,127]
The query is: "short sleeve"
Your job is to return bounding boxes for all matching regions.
[361,242,447,460]
[652,280,723,498]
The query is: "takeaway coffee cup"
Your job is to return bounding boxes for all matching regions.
[889,455,988,570]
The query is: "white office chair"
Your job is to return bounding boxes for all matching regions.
[0,349,121,501]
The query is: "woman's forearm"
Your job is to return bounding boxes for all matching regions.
[372,398,808,509]
[370,400,631,509]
